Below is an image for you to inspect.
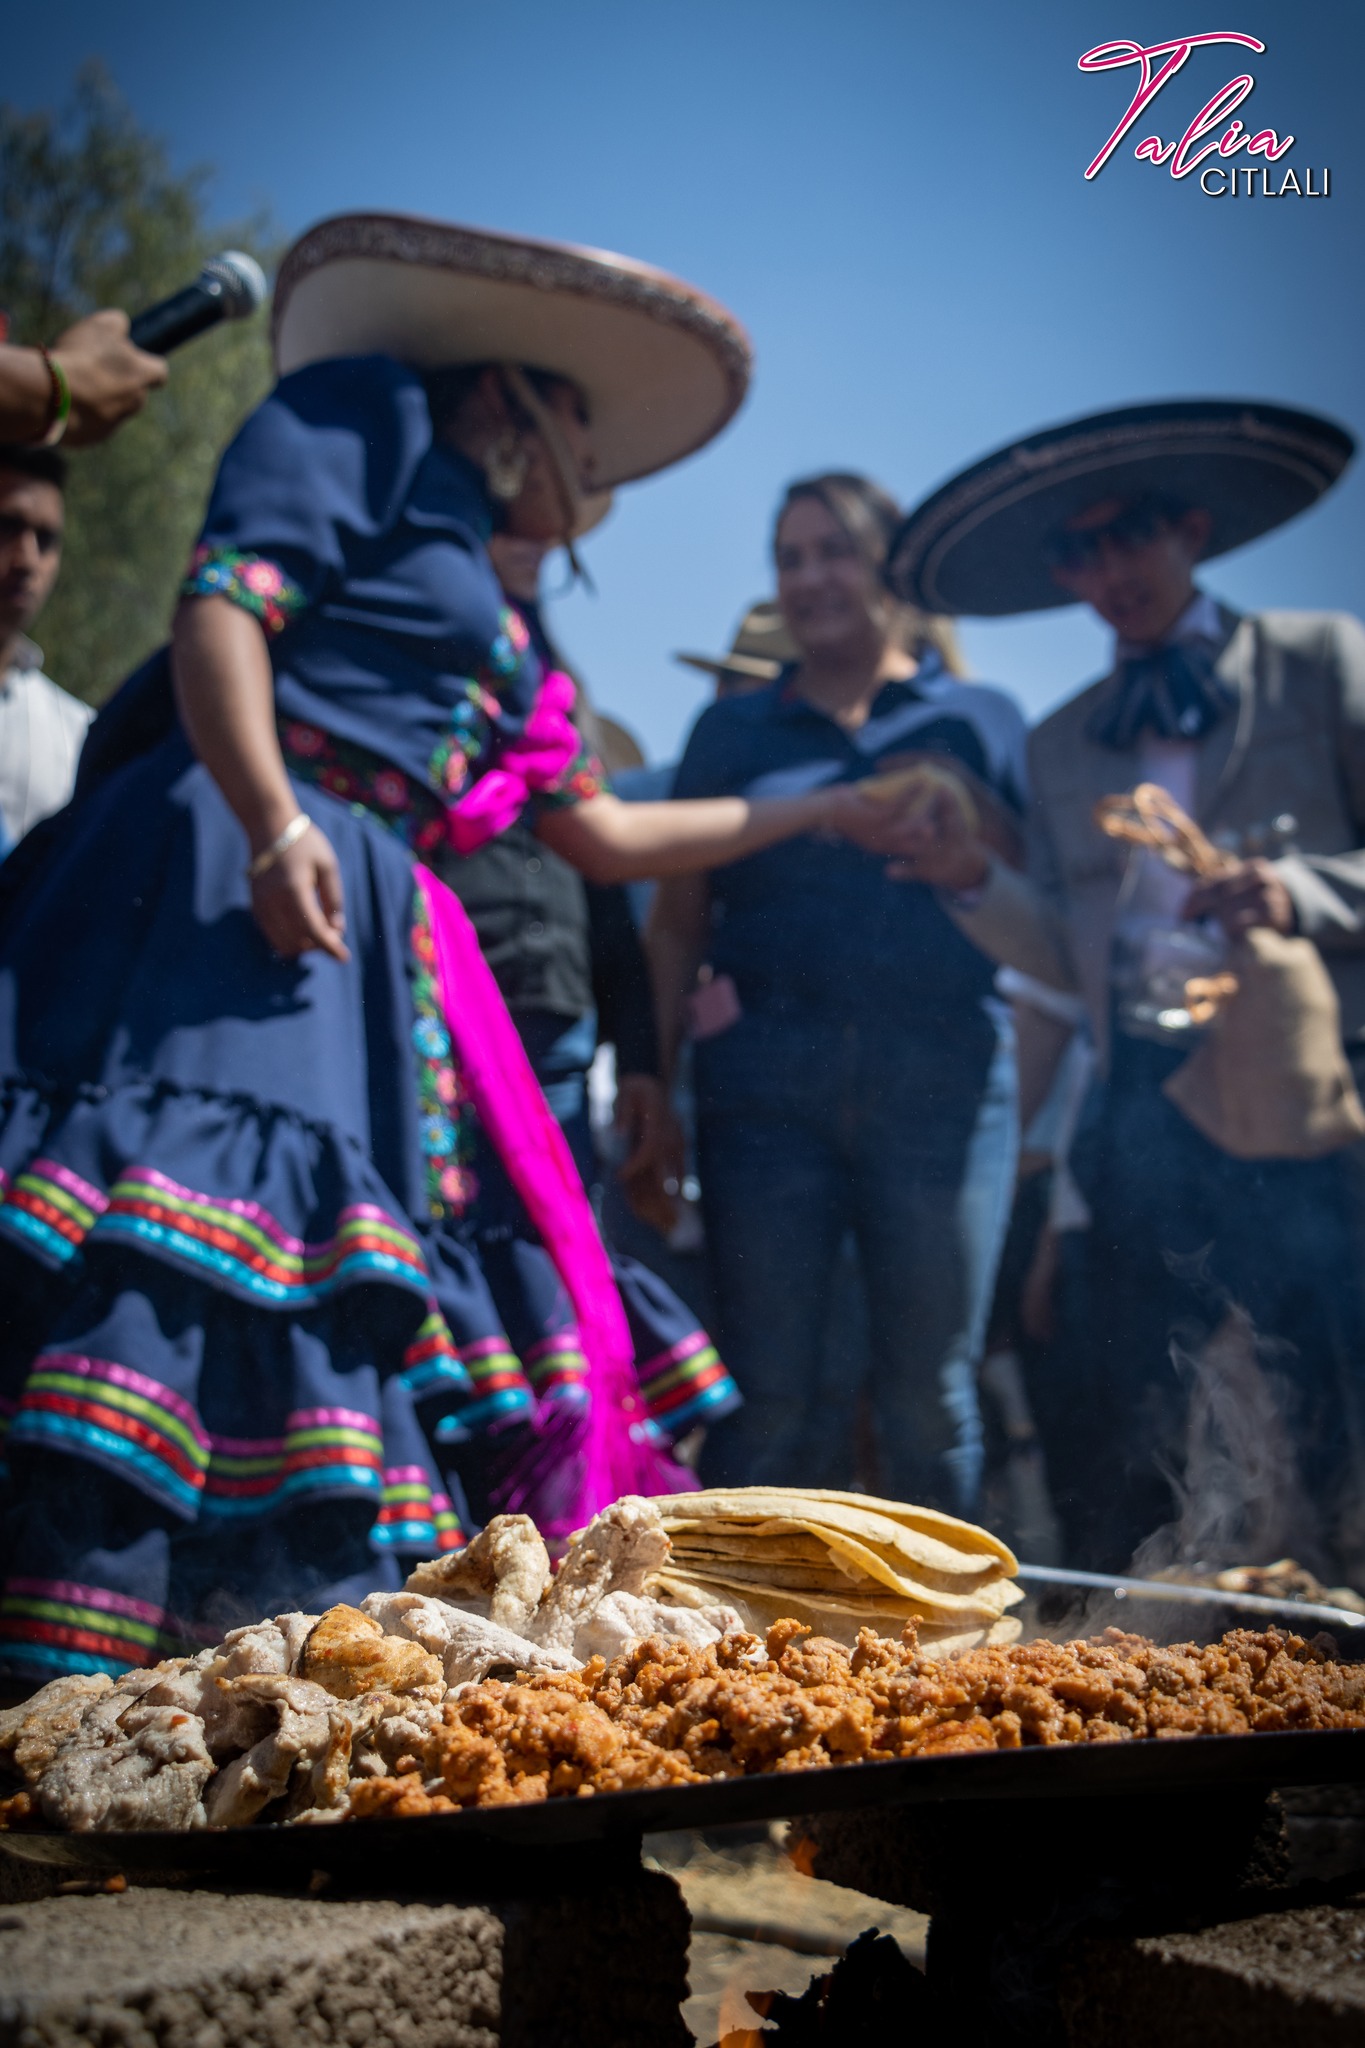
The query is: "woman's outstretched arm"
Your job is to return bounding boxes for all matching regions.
[171,594,350,961]
[535,784,867,885]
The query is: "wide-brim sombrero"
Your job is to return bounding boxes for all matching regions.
[675,600,798,681]
[886,399,1355,617]
[273,212,752,490]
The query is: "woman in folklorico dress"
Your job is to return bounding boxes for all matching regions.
[0,214,892,1687]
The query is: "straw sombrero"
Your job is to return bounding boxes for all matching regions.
[674,601,798,684]
[272,212,753,490]
[886,399,1355,617]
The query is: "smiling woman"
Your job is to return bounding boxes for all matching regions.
[647,471,1049,1513]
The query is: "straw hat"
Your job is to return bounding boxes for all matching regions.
[272,212,753,490]
[887,399,1355,618]
[674,601,798,684]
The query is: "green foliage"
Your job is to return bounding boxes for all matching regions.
[0,64,278,702]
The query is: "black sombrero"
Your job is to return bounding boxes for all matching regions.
[886,399,1356,617]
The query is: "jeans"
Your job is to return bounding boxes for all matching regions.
[695,1002,1018,1513]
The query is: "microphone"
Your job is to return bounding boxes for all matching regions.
[128,251,268,356]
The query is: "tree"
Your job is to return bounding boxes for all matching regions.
[0,65,277,703]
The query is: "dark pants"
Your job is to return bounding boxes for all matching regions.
[694,1004,1017,1514]
[1049,1034,1365,1575]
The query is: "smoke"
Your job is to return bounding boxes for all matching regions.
[1131,1302,1322,1580]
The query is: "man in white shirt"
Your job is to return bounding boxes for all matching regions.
[884,399,1365,1582]
[0,445,91,845]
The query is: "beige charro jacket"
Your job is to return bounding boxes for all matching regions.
[947,604,1365,1072]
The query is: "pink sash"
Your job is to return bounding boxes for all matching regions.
[413,864,695,1527]
[444,670,582,857]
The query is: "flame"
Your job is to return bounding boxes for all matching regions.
[715,1971,774,2041]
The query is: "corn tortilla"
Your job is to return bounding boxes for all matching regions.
[650,1490,1017,1576]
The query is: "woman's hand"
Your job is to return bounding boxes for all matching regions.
[880,782,993,892]
[173,599,349,963]
[820,774,992,891]
[614,1074,684,1235]
[249,825,351,961]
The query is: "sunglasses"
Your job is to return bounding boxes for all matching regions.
[1044,498,1185,574]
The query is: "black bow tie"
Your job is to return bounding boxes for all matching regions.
[1088,643,1237,752]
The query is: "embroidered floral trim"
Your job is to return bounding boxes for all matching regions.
[428,683,501,801]
[410,886,479,1219]
[486,606,531,681]
[280,723,446,855]
[537,754,610,810]
[182,546,306,636]
[427,605,529,797]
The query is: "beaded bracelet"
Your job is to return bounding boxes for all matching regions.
[245,812,311,881]
[36,349,71,447]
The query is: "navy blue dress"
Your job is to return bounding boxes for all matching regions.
[0,355,703,1684]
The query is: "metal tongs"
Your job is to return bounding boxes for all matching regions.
[1017,1562,1365,1635]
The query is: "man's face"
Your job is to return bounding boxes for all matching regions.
[0,471,64,640]
[1047,495,1211,643]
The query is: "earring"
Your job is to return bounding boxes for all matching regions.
[486,428,529,502]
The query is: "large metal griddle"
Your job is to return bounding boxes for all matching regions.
[4,1725,1362,1883]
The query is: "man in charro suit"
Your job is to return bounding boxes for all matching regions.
[883,400,1365,1578]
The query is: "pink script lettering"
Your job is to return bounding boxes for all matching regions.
[1078,34,1293,181]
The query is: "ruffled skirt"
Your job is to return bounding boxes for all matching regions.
[0,733,726,1681]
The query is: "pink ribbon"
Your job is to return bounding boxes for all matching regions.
[413,863,696,1529]
[445,670,582,856]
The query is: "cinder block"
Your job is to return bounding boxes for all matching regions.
[1061,1897,1365,2046]
[0,1869,692,2048]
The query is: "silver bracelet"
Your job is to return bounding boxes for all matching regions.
[246,812,311,881]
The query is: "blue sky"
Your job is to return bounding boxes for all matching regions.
[8,2,1363,759]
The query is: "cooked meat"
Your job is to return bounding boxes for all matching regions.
[297,1606,444,1701]
[360,1591,575,1688]
[275,1612,321,1668]
[531,1497,672,1651]
[347,1693,447,1781]
[110,1625,325,1761]
[345,1680,710,1818]
[33,1682,215,1832]
[11,1604,1365,1833]
[404,1515,551,1631]
[213,1615,320,1679]
[202,1675,352,1827]
[0,1674,114,1783]
[571,1590,743,1664]
[344,1623,1365,1816]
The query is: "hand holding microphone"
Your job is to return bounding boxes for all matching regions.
[45,309,169,446]
[3,251,267,449]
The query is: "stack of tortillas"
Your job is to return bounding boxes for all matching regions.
[645,1487,1023,1657]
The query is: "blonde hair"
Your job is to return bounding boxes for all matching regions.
[773,472,967,677]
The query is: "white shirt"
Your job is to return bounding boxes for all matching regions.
[0,637,92,843]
